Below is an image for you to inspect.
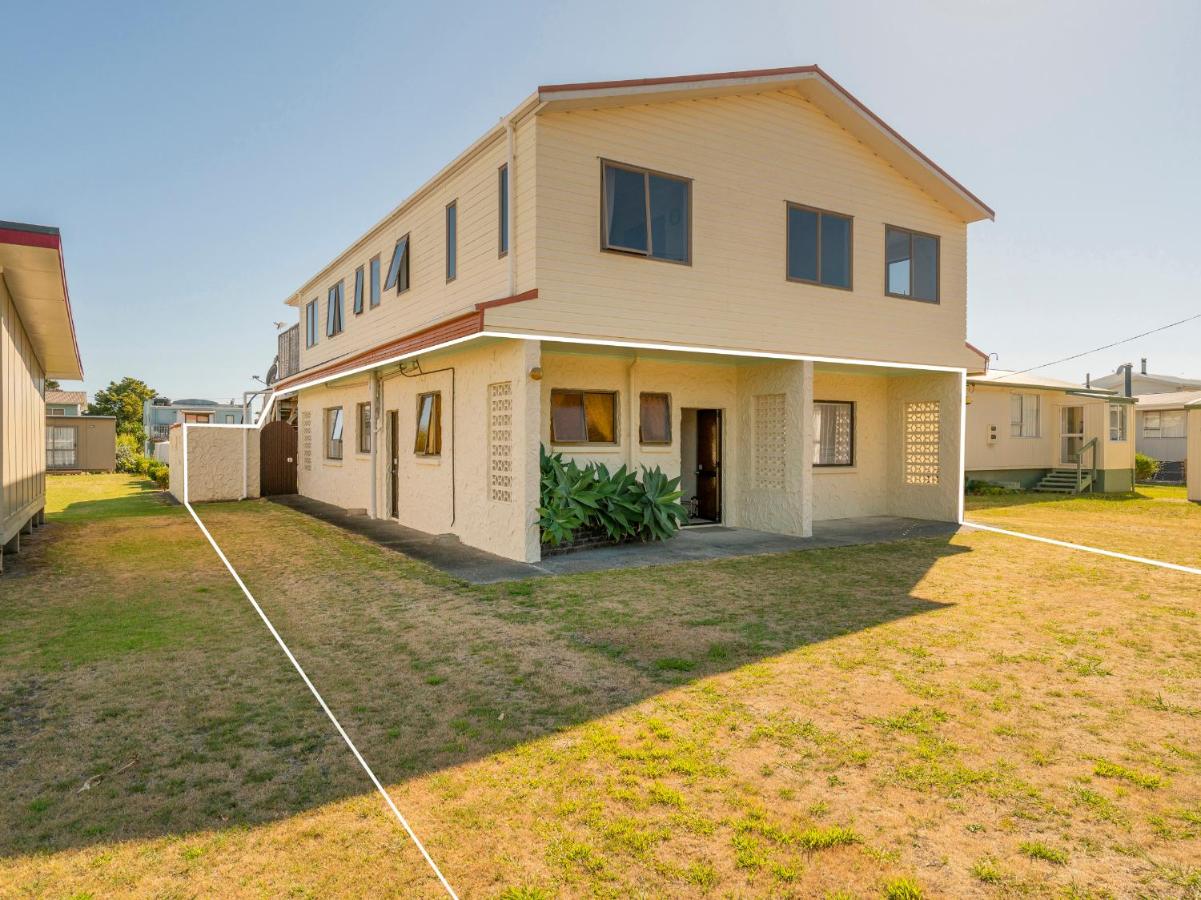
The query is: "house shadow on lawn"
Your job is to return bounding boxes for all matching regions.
[0,499,966,863]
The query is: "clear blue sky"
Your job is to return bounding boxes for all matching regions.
[3,0,1198,402]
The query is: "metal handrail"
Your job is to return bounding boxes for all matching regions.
[1072,437,1099,493]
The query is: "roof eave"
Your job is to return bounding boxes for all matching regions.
[538,65,993,224]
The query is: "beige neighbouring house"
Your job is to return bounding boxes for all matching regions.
[1,221,84,570]
[965,370,1135,493]
[256,66,993,563]
[1187,400,1201,503]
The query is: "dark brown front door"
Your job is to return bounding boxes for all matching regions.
[259,420,298,495]
[695,409,722,522]
[388,410,400,518]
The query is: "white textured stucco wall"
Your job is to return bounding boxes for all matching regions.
[298,338,539,562]
[885,371,963,521]
[168,425,260,503]
[811,370,889,521]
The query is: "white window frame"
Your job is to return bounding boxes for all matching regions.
[1009,393,1040,438]
[325,407,344,460]
[1142,409,1186,438]
[1108,403,1128,442]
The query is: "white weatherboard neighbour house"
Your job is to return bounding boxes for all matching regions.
[964,370,1135,493]
[257,66,992,563]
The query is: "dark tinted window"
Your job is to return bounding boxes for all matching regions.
[788,205,851,288]
[369,255,381,307]
[326,281,343,336]
[353,266,365,314]
[603,165,648,253]
[648,174,688,262]
[445,202,457,281]
[886,226,939,302]
[498,165,509,256]
[385,236,409,293]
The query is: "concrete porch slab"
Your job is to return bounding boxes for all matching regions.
[267,495,959,584]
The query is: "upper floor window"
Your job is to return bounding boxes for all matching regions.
[305,299,318,347]
[414,392,442,456]
[551,389,617,444]
[326,281,344,337]
[48,407,65,416]
[1109,403,1127,442]
[601,161,690,264]
[1143,410,1186,438]
[1010,394,1040,438]
[369,254,382,307]
[886,226,939,302]
[813,401,854,467]
[224,414,235,424]
[498,164,509,257]
[445,202,457,282]
[787,204,852,289]
[385,237,409,294]
[353,265,365,315]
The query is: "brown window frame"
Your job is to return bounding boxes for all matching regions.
[357,402,371,454]
[785,202,854,291]
[324,406,344,460]
[445,201,457,283]
[638,392,672,445]
[550,389,619,445]
[813,400,855,468]
[884,224,941,304]
[183,412,212,424]
[599,159,692,266]
[414,392,442,457]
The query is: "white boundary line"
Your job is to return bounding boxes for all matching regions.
[963,519,1201,577]
[181,425,458,898]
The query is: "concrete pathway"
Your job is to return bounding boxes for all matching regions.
[268,495,959,584]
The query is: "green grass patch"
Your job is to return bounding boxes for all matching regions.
[1019,840,1068,864]
[1094,759,1163,789]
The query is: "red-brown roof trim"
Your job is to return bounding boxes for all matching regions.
[475,288,538,311]
[273,311,485,392]
[538,65,821,94]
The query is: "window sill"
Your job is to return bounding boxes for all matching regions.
[323,458,344,467]
[814,466,858,474]
[553,444,622,454]
[885,292,940,305]
[415,455,443,466]
[639,444,674,453]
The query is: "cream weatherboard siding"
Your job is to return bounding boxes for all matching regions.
[293,116,536,375]
[489,90,969,368]
[1,277,46,548]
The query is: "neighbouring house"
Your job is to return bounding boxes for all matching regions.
[43,390,117,473]
[1133,389,1201,478]
[144,396,245,456]
[45,389,86,416]
[965,370,1135,493]
[1187,400,1201,503]
[1,221,84,570]
[1089,359,1201,397]
[246,65,993,563]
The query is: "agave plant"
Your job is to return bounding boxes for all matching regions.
[538,446,689,546]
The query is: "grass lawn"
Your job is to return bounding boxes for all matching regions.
[1,477,1199,897]
[966,485,1201,569]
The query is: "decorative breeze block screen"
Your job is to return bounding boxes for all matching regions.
[753,393,786,489]
[489,381,514,502]
[300,410,312,472]
[904,401,940,485]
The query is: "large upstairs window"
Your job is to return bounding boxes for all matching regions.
[601,161,690,264]
[886,226,940,302]
[787,204,852,289]
[326,281,344,336]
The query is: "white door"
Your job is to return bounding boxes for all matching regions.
[1060,406,1084,465]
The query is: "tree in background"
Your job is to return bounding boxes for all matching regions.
[45,379,60,391]
[88,377,157,447]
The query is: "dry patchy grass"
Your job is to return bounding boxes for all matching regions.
[966,485,1201,568]
[1,477,1199,897]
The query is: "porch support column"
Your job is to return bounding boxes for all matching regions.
[799,360,814,538]
[518,339,543,562]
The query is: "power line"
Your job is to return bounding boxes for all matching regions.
[1000,311,1201,379]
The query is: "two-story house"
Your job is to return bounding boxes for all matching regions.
[1,220,84,569]
[267,66,992,563]
[144,397,245,456]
